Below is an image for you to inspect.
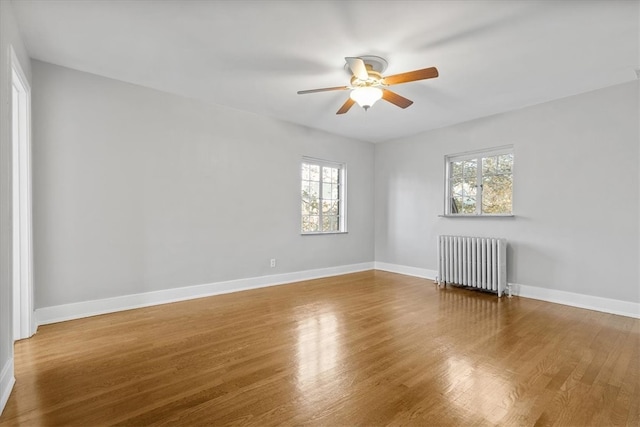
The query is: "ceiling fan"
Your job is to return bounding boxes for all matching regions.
[297,56,439,114]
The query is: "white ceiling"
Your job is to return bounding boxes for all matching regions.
[11,0,640,143]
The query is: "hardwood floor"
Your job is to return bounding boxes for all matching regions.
[1,270,638,426]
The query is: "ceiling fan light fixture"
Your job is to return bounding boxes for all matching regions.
[349,86,383,111]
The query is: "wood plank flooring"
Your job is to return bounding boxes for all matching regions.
[1,270,638,426]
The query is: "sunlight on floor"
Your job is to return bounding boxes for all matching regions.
[296,311,340,387]
[446,356,513,423]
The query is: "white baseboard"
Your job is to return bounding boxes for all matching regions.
[35,262,375,326]
[374,262,639,319]
[511,283,640,319]
[374,262,438,280]
[33,261,640,326]
[0,358,15,416]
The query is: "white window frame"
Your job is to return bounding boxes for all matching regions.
[301,157,347,234]
[444,145,514,217]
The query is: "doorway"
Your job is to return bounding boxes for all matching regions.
[11,47,34,341]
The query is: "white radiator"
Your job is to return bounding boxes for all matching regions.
[437,235,507,297]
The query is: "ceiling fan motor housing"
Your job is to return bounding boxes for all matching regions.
[350,70,383,87]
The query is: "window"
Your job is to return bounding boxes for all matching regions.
[301,158,346,233]
[445,146,513,216]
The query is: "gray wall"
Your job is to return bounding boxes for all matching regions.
[375,81,639,303]
[0,0,32,401]
[24,57,640,313]
[32,61,374,308]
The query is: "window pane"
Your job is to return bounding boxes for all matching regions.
[303,215,319,232]
[322,215,339,232]
[463,160,477,178]
[322,215,330,231]
[308,198,319,214]
[301,181,311,197]
[449,159,480,214]
[322,167,331,182]
[323,166,339,183]
[309,182,319,198]
[497,154,513,173]
[463,181,477,197]
[451,161,463,177]
[302,215,317,232]
[482,174,512,213]
[309,165,320,181]
[461,197,476,214]
[302,163,310,180]
[322,183,333,200]
[322,200,339,215]
[482,156,497,174]
[302,180,319,213]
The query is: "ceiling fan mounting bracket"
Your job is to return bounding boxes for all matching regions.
[343,55,388,75]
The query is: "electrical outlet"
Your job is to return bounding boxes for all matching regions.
[270,258,276,268]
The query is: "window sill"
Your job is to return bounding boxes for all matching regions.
[301,231,349,236]
[438,214,514,218]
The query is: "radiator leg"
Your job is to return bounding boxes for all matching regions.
[436,276,444,289]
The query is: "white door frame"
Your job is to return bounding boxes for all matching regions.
[10,46,35,340]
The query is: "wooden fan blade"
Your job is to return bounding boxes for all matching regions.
[336,98,356,115]
[382,89,414,109]
[297,86,349,95]
[345,57,368,80]
[383,67,439,86]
